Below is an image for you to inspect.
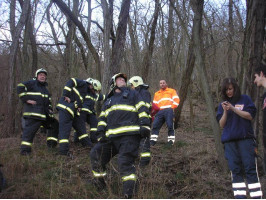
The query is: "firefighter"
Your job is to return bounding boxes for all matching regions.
[128,76,151,167]
[56,78,93,156]
[150,80,180,146]
[17,68,59,155]
[74,78,105,144]
[217,78,263,199]
[90,73,150,198]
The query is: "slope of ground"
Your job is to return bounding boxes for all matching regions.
[0,102,265,198]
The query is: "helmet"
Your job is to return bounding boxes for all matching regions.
[92,79,102,91]
[109,73,127,90]
[128,76,144,87]
[35,68,47,77]
[86,77,94,84]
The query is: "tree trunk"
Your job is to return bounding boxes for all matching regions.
[7,0,31,136]
[141,0,160,79]
[190,0,227,170]
[227,0,234,77]
[110,0,131,75]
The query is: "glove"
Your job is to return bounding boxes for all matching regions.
[96,131,108,143]
[140,126,150,139]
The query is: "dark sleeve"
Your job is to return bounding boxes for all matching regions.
[134,91,150,127]
[17,80,32,103]
[97,93,106,102]
[97,102,108,134]
[243,95,256,119]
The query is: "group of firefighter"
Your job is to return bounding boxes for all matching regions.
[16,67,264,198]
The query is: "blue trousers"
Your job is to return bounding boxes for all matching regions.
[224,139,262,199]
[151,108,175,142]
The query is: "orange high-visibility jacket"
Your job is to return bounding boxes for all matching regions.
[153,87,180,110]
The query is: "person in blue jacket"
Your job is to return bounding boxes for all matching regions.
[216,78,263,199]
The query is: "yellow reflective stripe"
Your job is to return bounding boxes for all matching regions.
[99,111,106,117]
[21,141,32,146]
[71,78,77,87]
[122,174,136,182]
[19,92,27,97]
[17,83,26,87]
[141,126,150,130]
[135,101,146,110]
[98,121,107,127]
[106,126,140,137]
[138,112,149,118]
[81,108,92,113]
[85,95,96,101]
[92,170,107,178]
[47,137,58,142]
[90,128,97,131]
[140,152,151,157]
[23,112,46,119]
[59,139,69,143]
[79,134,88,140]
[144,102,151,108]
[105,105,137,117]
[73,87,83,102]
[64,86,72,91]
[57,104,74,118]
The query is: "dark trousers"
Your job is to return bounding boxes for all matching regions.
[58,110,92,155]
[224,139,262,199]
[151,108,175,142]
[90,135,141,197]
[79,112,98,143]
[139,137,151,166]
[21,118,59,153]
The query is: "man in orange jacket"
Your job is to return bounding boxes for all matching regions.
[150,80,180,146]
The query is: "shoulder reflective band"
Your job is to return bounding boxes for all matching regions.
[57,104,74,118]
[59,139,69,143]
[106,126,140,137]
[64,86,72,92]
[122,174,136,182]
[21,141,32,146]
[47,137,58,142]
[17,83,26,88]
[92,170,107,178]
[78,134,89,140]
[135,101,146,110]
[71,78,77,87]
[23,112,46,119]
[140,152,151,157]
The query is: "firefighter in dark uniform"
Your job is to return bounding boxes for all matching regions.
[56,78,93,155]
[90,73,151,198]
[128,76,152,167]
[17,68,59,155]
[74,78,105,144]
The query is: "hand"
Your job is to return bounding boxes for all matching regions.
[222,101,234,112]
[27,100,37,105]
[97,131,108,143]
[64,96,71,103]
[77,108,81,112]
[140,126,150,138]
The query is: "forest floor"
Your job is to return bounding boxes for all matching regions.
[0,101,265,198]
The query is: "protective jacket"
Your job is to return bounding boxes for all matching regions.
[56,78,88,118]
[17,79,52,120]
[153,87,180,110]
[136,85,151,113]
[81,90,105,114]
[97,87,150,139]
[216,94,256,143]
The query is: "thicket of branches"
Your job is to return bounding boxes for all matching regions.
[0,0,265,170]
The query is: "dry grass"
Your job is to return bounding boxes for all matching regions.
[0,102,265,198]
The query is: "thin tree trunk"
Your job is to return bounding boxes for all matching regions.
[190,0,227,170]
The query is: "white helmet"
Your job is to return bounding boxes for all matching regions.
[35,68,47,77]
[92,79,102,91]
[86,77,94,84]
[128,76,144,87]
[109,73,127,90]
